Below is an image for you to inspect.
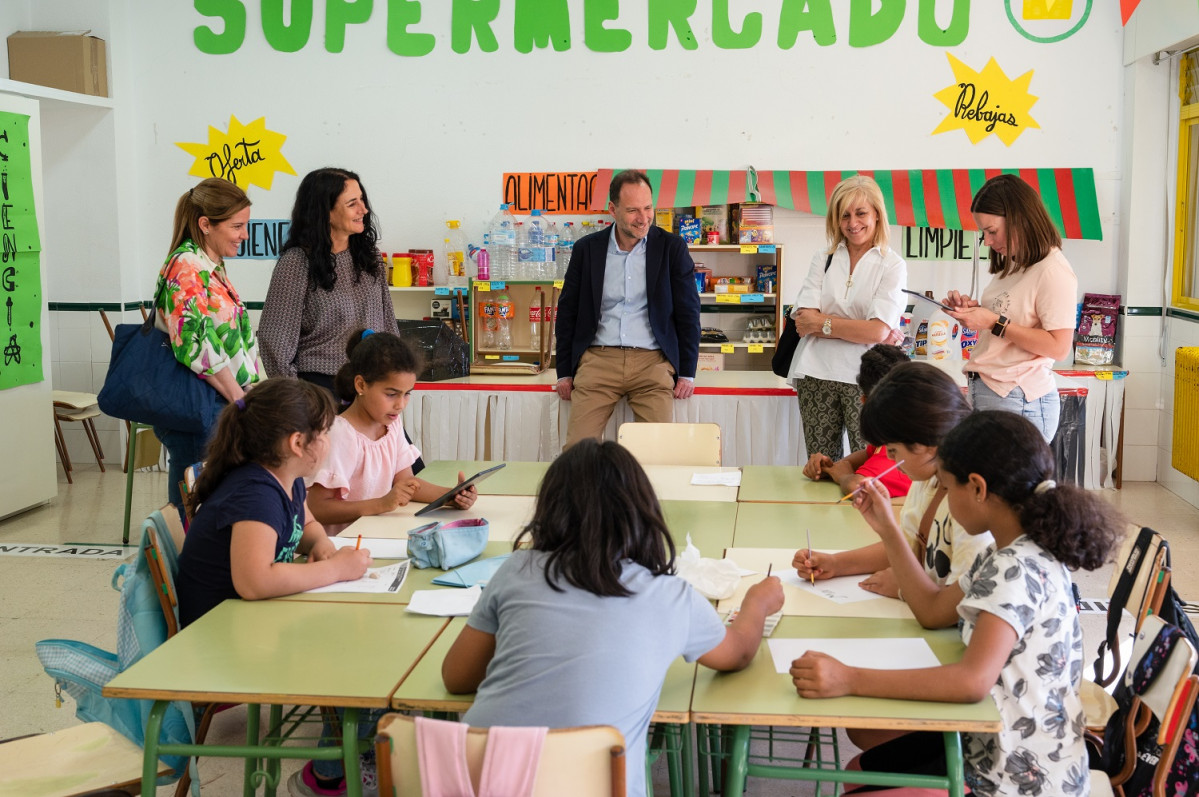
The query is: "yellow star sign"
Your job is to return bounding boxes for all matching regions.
[177,116,296,190]
[1023,0,1072,20]
[932,54,1039,147]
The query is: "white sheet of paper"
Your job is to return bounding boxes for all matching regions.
[690,471,742,486]
[782,572,882,604]
[303,561,409,594]
[406,586,483,616]
[768,637,941,674]
[329,536,410,559]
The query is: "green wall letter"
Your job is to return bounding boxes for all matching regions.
[778,0,836,48]
[918,0,969,46]
[262,0,313,52]
[514,0,571,53]
[386,0,435,56]
[584,0,631,52]
[648,0,698,51]
[849,0,903,48]
[712,0,761,49]
[326,0,372,53]
[194,0,246,54]
[451,0,500,53]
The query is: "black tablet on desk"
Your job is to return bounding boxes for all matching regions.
[413,463,507,516]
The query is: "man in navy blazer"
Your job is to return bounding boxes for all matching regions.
[554,170,701,447]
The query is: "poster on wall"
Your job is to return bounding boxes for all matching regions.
[176,115,296,190]
[0,112,43,391]
[933,54,1038,146]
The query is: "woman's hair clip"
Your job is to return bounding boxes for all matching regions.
[361,329,376,340]
[234,398,247,411]
[1033,479,1056,495]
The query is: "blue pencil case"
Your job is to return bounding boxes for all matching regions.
[431,554,511,588]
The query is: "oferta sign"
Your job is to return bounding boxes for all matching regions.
[192,0,991,55]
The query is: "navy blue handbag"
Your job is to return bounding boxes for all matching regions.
[97,309,225,434]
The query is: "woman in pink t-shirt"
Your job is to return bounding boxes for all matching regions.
[943,175,1077,442]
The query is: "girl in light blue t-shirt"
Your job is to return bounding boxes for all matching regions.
[442,439,783,797]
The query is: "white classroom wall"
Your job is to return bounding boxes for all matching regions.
[5,1,1199,503]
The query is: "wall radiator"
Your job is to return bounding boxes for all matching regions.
[1174,347,1199,481]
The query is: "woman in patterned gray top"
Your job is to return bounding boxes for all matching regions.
[259,167,396,387]
[791,411,1122,797]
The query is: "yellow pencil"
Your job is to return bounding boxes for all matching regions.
[355,534,362,551]
[805,528,814,586]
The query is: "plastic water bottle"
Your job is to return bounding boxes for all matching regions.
[495,291,514,349]
[485,204,517,281]
[520,210,551,280]
[556,222,574,279]
[542,220,559,280]
[528,286,543,348]
[478,296,497,349]
[444,220,468,287]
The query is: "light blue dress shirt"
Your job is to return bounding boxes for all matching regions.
[592,231,660,350]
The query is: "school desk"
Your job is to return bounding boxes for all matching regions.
[689,616,1000,797]
[731,502,879,549]
[391,616,700,797]
[661,499,738,558]
[103,600,449,797]
[641,465,741,502]
[736,466,844,503]
[414,459,549,496]
[341,493,536,543]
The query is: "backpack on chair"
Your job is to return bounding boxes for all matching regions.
[1088,533,1199,796]
[34,509,196,785]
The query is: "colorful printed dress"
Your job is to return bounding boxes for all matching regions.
[155,239,260,389]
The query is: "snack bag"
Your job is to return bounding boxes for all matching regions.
[1074,292,1120,365]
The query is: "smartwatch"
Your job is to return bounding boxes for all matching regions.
[991,315,1009,338]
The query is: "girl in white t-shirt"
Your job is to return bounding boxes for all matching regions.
[791,411,1121,797]
[307,329,476,535]
[944,174,1078,442]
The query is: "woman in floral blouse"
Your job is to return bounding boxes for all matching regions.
[153,178,260,512]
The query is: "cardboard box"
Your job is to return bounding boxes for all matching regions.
[695,205,730,244]
[697,352,724,372]
[7,31,108,97]
[731,202,774,244]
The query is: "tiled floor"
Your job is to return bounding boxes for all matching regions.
[2,465,1197,795]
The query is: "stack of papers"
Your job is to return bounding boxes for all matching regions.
[303,561,409,594]
[690,471,742,486]
[406,586,483,616]
[767,637,941,674]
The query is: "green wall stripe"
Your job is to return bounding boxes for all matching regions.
[710,171,729,206]
[908,170,929,228]
[1073,168,1102,240]
[936,169,960,229]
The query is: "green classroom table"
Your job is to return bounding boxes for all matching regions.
[690,616,1001,797]
[737,466,844,504]
[661,499,738,558]
[414,460,549,496]
[103,601,450,797]
[731,502,880,549]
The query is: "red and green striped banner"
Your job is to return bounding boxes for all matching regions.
[590,168,750,212]
[753,167,1102,240]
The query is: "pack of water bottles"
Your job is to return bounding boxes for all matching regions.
[484,204,576,281]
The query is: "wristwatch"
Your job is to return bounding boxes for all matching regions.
[991,315,1009,338]
[822,317,832,336]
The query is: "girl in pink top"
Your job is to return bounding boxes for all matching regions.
[308,330,477,535]
[944,175,1077,442]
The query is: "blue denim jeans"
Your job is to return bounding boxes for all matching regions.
[153,426,209,524]
[968,378,1060,443]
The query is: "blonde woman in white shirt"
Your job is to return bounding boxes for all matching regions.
[786,175,907,461]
